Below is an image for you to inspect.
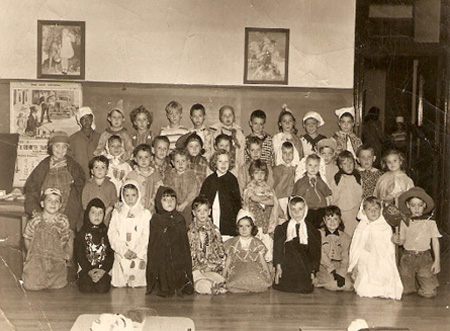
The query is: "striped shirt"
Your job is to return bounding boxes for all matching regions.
[159,125,190,152]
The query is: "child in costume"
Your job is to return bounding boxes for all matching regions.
[188,195,227,295]
[176,132,209,185]
[75,198,114,293]
[129,105,153,147]
[357,145,382,199]
[108,181,151,287]
[22,188,73,290]
[272,105,303,166]
[200,150,241,238]
[273,196,321,293]
[214,133,238,177]
[245,109,274,166]
[104,135,133,195]
[146,186,194,297]
[243,160,279,262]
[315,205,353,291]
[300,111,327,156]
[374,149,414,206]
[223,210,272,293]
[393,187,441,298]
[332,107,362,159]
[331,151,363,236]
[348,196,403,300]
[149,135,172,182]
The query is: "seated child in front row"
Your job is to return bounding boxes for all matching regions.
[357,145,382,199]
[348,196,403,300]
[75,198,113,293]
[82,155,117,225]
[22,188,73,291]
[331,151,363,237]
[272,141,297,218]
[315,205,353,292]
[164,149,200,226]
[223,211,272,293]
[394,187,441,298]
[293,153,332,229]
[104,135,133,195]
[273,196,321,294]
[146,186,194,297]
[108,181,150,288]
[200,150,241,238]
[243,160,279,262]
[188,195,227,295]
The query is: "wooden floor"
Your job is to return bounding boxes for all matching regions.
[0,246,449,331]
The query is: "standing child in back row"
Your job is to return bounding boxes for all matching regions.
[333,107,362,159]
[300,111,327,156]
[245,109,274,166]
[189,103,215,161]
[129,105,153,147]
[357,145,382,199]
[393,187,441,298]
[159,101,190,153]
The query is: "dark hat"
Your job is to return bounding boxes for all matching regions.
[48,131,69,145]
[398,187,435,215]
[175,132,204,150]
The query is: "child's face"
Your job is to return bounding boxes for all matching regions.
[91,161,108,179]
[161,195,176,212]
[279,114,294,133]
[41,194,62,214]
[358,150,375,170]
[186,140,202,157]
[173,154,188,173]
[289,201,306,220]
[135,150,151,170]
[339,157,354,174]
[338,115,354,134]
[134,113,149,131]
[281,146,294,164]
[306,158,320,176]
[109,110,124,129]
[216,139,231,152]
[89,206,105,226]
[166,109,182,126]
[154,140,169,160]
[364,203,381,222]
[319,147,335,165]
[249,117,265,135]
[190,109,205,127]
[406,197,426,217]
[193,204,210,223]
[237,218,252,238]
[324,214,341,232]
[220,108,235,127]
[108,139,123,157]
[385,154,401,172]
[303,118,319,136]
[248,143,262,161]
[80,114,93,130]
[216,154,230,174]
[252,169,266,184]
[51,142,68,159]
[123,188,138,207]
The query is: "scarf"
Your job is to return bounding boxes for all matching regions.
[286,196,309,245]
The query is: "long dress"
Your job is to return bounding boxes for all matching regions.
[108,180,151,287]
[224,236,271,293]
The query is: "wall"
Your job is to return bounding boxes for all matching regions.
[0,0,356,88]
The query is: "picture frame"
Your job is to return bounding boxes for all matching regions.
[37,20,85,80]
[244,27,289,85]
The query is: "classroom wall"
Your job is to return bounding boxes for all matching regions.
[0,0,356,88]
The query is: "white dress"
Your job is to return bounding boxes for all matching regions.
[108,180,151,287]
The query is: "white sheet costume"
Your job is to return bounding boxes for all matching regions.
[108,180,151,287]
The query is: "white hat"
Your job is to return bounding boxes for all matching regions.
[76,106,96,129]
[236,209,255,224]
[335,107,355,120]
[396,116,404,123]
[302,111,325,127]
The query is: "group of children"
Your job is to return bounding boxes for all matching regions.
[22,101,442,301]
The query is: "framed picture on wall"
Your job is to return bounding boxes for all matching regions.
[37,20,85,80]
[244,27,289,85]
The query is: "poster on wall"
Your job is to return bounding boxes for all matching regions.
[10,81,82,138]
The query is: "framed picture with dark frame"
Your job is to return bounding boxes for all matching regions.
[244,27,289,85]
[37,20,85,80]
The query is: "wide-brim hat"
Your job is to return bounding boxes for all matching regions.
[398,187,435,215]
[302,111,325,127]
[335,106,355,120]
[316,138,337,152]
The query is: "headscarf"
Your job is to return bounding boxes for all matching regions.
[118,180,144,219]
[83,198,106,225]
[286,196,309,245]
[75,106,96,130]
[154,185,177,216]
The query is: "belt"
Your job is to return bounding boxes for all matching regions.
[404,249,430,256]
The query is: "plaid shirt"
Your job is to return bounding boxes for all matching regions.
[244,133,274,166]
